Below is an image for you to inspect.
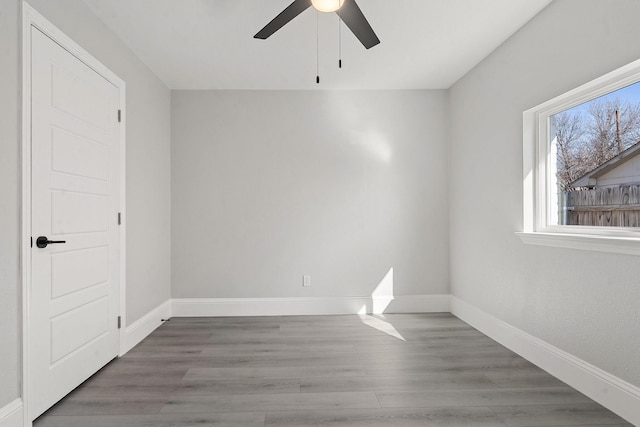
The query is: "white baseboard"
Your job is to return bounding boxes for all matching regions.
[451,296,640,426]
[171,294,451,317]
[0,399,23,427]
[120,300,172,355]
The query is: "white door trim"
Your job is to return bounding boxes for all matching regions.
[21,3,126,425]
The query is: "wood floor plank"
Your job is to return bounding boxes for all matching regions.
[34,411,266,427]
[363,358,537,376]
[73,383,180,398]
[376,387,593,408]
[160,391,381,413]
[300,372,497,393]
[194,341,511,359]
[184,365,366,380]
[172,378,301,396]
[489,403,633,426]
[264,407,508,427]
[483,369,569,389]
[41,396,167,416]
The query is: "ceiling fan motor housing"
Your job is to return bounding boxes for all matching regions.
[311,0,346,13]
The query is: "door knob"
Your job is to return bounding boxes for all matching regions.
[36,236,66,248]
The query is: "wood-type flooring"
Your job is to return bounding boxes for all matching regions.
[34,314,632,426]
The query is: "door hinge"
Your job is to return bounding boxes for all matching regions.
[117,109,122,123]
[117,316,121,329]
[117,212,121,225]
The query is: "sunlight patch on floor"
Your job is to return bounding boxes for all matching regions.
[358,314,406,341]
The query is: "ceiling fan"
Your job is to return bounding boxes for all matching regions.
[254,0,380,49]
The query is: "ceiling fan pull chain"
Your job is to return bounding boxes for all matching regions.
[316,9,320,84]
[338,0,342,68]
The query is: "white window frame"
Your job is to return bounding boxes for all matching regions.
[517,58,640,256]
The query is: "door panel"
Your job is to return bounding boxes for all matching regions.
[51,127,110,180]
[51,246,109,298]
[50,297,110,364]
[51,190,110,234]
[30,26,120,419]
[51,63,110,130]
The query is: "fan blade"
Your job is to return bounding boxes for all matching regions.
[254,0,312,40]
[338,0,380,49]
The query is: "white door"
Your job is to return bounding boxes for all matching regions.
[30,27,121,419]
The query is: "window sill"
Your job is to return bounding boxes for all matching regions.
[516,231,640,256]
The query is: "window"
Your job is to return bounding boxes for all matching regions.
[519,59,640,255]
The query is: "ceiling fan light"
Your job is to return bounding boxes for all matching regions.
[311,0,345,13]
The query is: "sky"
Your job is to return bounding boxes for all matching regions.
[562,81,640,116]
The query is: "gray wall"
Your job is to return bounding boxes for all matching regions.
[172,90,449,300]
[0,0,21,409]
[26,0,172,324]
[449,0,640,387]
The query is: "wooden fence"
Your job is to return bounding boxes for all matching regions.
[565,184,640,227]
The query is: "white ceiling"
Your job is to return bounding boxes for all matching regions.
[81,0,553,90]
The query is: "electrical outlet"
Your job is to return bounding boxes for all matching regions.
[303,275,311,287]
